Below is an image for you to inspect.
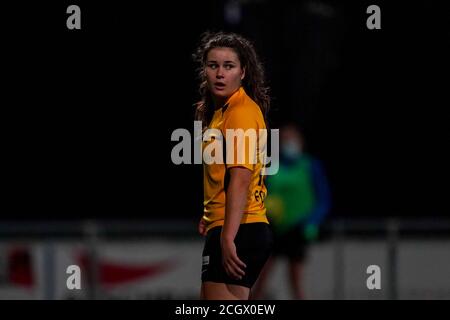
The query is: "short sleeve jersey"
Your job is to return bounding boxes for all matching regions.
[202,86,269,232]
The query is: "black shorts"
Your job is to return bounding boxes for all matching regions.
[201,222,273,288]
[271,224,308,262]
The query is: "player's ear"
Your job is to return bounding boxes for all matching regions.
[240,67,246,81]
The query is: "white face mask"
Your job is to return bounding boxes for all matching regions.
[281,140,302,160]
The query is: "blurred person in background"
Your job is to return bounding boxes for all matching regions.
[251,122,331,299]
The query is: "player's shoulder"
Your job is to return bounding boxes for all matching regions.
[225,89,263,121]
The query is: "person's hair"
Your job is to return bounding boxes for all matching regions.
[192,31,270,129]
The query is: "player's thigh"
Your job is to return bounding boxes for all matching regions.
[202,281,250,300]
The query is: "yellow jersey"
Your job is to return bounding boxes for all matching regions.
[202,86,269,232]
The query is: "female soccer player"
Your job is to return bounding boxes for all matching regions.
[193,31,273,300]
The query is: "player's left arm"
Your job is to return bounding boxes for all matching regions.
[221,166,252,280]
[304,159,332,240]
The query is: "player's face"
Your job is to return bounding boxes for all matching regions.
[205,47,245,105]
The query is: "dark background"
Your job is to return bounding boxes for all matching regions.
[3,1,449,222]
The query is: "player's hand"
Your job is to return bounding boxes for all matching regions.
[220,237,246,280]
[198,218,207,236]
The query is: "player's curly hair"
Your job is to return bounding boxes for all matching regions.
[192,31,271,129]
